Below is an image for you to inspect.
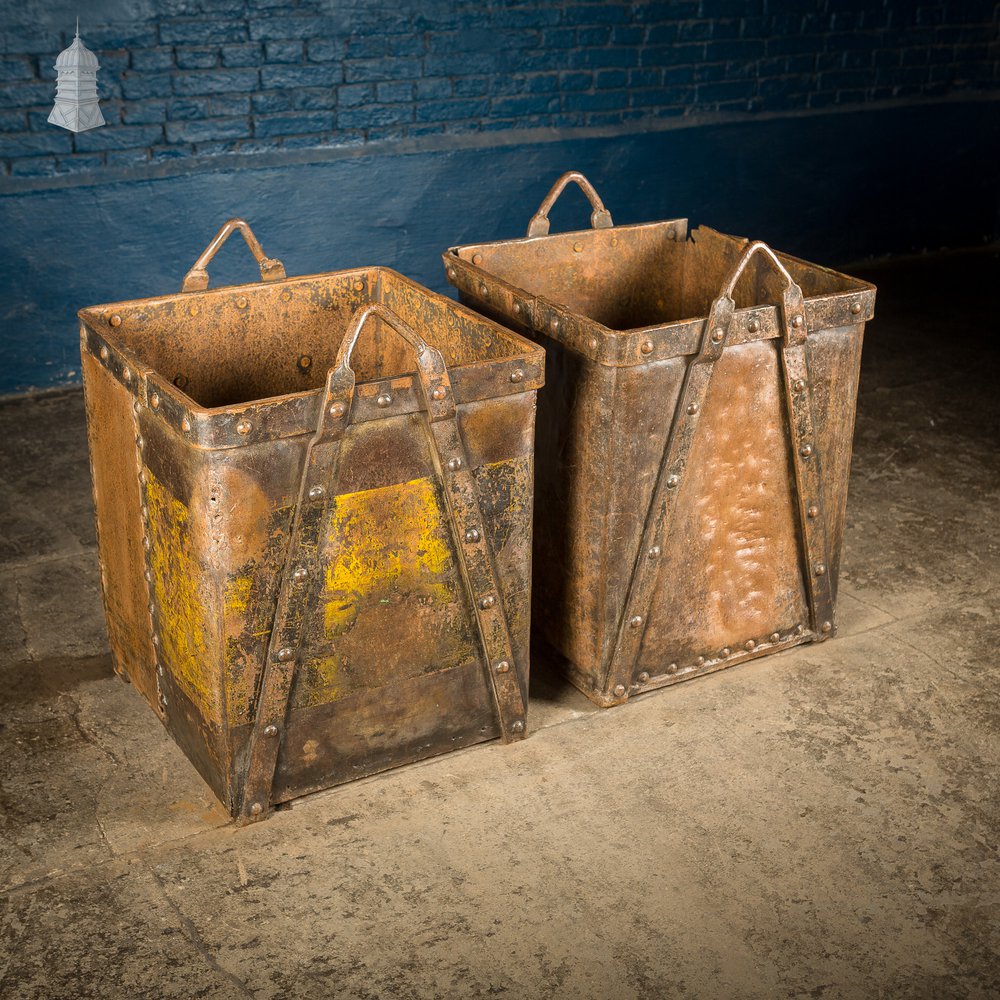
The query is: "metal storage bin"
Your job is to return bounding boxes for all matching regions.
[444,172,876,707]
[80,219,543,822]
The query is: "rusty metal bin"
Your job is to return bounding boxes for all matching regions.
[444,172,876,708]
[80,219,544,822]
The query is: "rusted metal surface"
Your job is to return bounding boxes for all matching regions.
[80,218,543,821]
[444,172,876,707]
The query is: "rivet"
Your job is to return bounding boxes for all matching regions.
[148,604,156,617]
[292,567,308,583]
[236,296,248,309]
[550,316,560,333]
[109,314,122,327]
[696,656,705,666]
[792,314,804,328]
[479,595,496,610]
[800,443,813,458]
[159,695,168,710]
[249,802,263,817]
[510,368,525,384]
[640,340,653,355]
[123,367,131,383]
[589,337,598,350]
[143,569,152,582]
[143,536,151,551]
[188,304,199,317]
[150,393,160,410]
[329,401,347,418]
[745,639,756,651]
[308,485,325,500]
[611,237,619,247]
[613,684,627,698]
[472,253,482,265]
[99,345,110,361]
[236,419,251,435]
[298,354,313,371]
[495,660,510,673]
[510,720,525,734]
[721,647,731,658]
[638,671,650,683]
[711,327,724,344]
[748,318,761,334]
[141,505,149,519]
[796,623,805,635]
[793,378,806,393]
[666,226,675,239]
[807,505,819,518]
[465,528,481,543]
[276,648,295,662]
[447,266,456,280]
[850,301,862,315]
[821,621,833,633]
[281,290,292,302]
[263,724,278,738]
[181,417,191,433]
[667,662,678,675]
[770,632,780,643]
[377,393,392,408]
[136,435,144,449]
[447,457,463,472]
[647,545,660,558]
[354,279,364,292]
[687,402,698,415]
[815,563,827,576]
[513,302,522,314]
[151,634,159,646]
[666,474,680,488]
[431,386,447,401]
[629,615,643,628]
[479,283,488,297]
[573,241,583,253]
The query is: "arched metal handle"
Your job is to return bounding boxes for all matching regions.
[181,218,286,292]
[700,240,808,361]
[526,171,614,238]
[335,303,432,371]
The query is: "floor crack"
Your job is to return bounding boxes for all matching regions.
[149,866,255,999]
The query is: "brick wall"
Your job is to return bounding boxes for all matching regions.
[0,0,998,178]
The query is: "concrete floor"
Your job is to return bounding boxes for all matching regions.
[1,250,998,999]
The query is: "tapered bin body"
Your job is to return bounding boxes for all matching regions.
[80,220,543,821]
[444,173,875,707]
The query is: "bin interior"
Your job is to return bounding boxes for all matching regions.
[80,267,524,409]
[454,224,870,333]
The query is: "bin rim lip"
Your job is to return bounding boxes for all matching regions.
[78,265,545,439]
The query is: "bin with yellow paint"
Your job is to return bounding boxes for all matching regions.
[79,219,543,822]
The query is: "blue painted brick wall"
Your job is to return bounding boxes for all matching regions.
[0,0,997,178]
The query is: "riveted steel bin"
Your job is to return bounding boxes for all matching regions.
[444,172,875,707]
[80,219,543,822]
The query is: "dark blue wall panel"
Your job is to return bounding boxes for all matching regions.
[1,99,999,395]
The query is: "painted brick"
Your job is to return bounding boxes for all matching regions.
[159,20,249,45]
[106,148,151,167]
[376,80,414,104]
[249,16,344,42]
[10,156,58,176]
[261,64,339,88]
[265,41,303,64]
[210,96,252,116]
[491,94,559,116]
[0,109,24,131]
[307,40,342,63]
[173,69,261,95]
[337,104,412,128]
[222,44,264,68]
[415,99,490,123]
[165,117,250,142]
[176,48,221,70]
[121,73,173,100]
[452,77,488,97]
[292,90,338,110]
[344,57,422,83]
[416,77,452,100]
[560,71,592,91]
[252,91,293,112]
[345,37,385,59]
[338,84,374,108]
[0,82,53,108]
[54,154,106,174]
[123,101,168,125]
[73,124,165,152]
[168,98,211,120]
[253,110,335,137]
[386,36,425,57]
[0,131,72,157]
[132,49,175,72]
[562,90,628,112]
[0,57,33,82]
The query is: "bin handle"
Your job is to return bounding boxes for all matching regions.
[181,218,287,292]
[526,171,614,238]
[702,240,808,358]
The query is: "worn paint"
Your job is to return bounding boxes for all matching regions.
[144,470,218,722]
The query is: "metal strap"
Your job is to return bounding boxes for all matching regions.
[238,305,526,822]
[601,242,836,703]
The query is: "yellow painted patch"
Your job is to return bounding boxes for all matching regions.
[145,472,218,721]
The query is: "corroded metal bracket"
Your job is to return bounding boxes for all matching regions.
[601,240,836,703]
[238,304,527,823]
[526,170,613,237]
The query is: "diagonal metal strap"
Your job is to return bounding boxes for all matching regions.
[238,305,527,822]
[600,242,836,703]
